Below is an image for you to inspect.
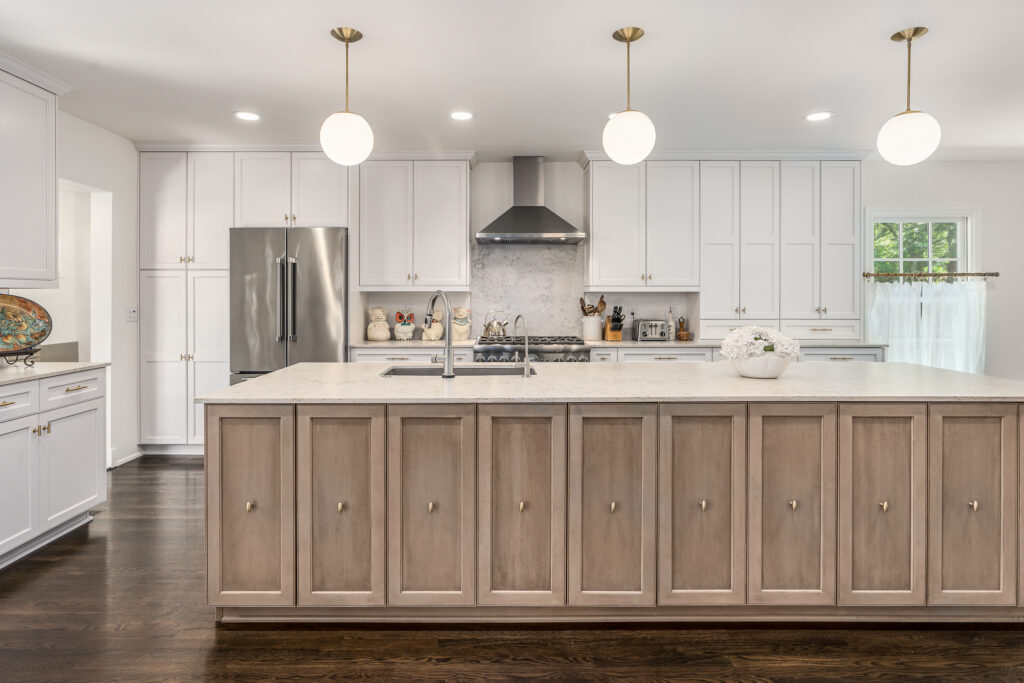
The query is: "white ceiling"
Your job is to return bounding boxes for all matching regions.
[1,0,1022,161]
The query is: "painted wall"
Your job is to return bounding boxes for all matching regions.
[57,111,139,464]
[861,160,1024,380]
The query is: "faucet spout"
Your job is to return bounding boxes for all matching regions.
[426,290,455,378]
[513,314,530,378]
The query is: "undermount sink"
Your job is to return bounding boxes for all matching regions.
[381,365,537,377]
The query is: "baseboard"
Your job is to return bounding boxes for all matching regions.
[140,444,204,457]
[0,513,93,571]
[110,450,143,468]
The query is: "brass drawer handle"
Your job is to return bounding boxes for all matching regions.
[654,356,677,361]
[428,501,435,513]
[44,422,50,434]
[519,501,525,513]
[386,357,410,361]
[789,499,798,511]
[699,499,707,512]
[880,500,889,512]
[968,500,979,512]
[829,356,854,361]
[0,400,15,408]
[246,500,254,512]
[610,501,617,513]
[810,328,833,332]
[65,385,88,393]
[338,502,345,513]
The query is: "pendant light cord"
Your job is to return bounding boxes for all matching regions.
[626,39,631,111]
[905,38,912,112]
[345,39,350,112]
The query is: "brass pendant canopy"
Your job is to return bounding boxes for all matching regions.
[612,27,645,43]
[890,26,928,42]
[331,27,363,43]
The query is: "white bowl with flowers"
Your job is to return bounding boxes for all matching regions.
[719,326,800,379]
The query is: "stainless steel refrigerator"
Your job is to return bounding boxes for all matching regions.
[229,227,348,384]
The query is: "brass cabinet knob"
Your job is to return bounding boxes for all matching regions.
[641,274,646,281]
[407,274,411,281]
[284,213,289,224]
[880,501,889,512]
[699,499,707,512]
[968,500,979,512]
[414,273,419,281]
[180,353,186,361]
[338,502,345,513]
[734,306,739,313]
[44,423,50,434]
[32,426,39,435]
[519,501,525,513]
[245,500,254,512]
[789,499,798,511]
[291,214,296,223]
[648,273,653,280]
[428,501,435,513]
[179,256,185,263]
[610,501,617,513]
[822,306,828,314]
[741,307,747,314]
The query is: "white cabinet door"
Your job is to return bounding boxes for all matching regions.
[234,152,292,227]
[187,270,230,445]
[139,152,187,270]
[699,162,740,318]
[589,161,646,288]
[820,161,861,320]
[646,161,700,289]
[359,161,414,287]
[37,398,105,530]
[0,414,38,556]
[739,161,780,320]
[0,70,56,285]
[780,161,820,319]
[291,152,348,227]
[188,152,233,269]
[412,161,468,287]
[139,270,189,444]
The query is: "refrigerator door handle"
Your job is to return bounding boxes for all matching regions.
[275,257,286,342]
[287,256,297,341]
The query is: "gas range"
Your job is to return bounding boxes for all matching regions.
[473,335,591,362]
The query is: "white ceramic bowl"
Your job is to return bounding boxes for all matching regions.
[730,352,791,379]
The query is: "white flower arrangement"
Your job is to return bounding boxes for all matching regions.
[720,326,800,361]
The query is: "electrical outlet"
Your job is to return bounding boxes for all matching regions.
[126,305,138,322]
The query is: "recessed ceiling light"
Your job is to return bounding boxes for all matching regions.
[234,111,261,121]
[805,111,833,122]
[450,111,473,121]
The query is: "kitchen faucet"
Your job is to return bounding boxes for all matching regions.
[512,314,530,378]
[426,290,455,378]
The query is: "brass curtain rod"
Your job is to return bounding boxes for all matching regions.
[862,271,1000,278]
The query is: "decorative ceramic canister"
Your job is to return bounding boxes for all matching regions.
[421,301,444,341]
[366,306,391,341]
[393,308,416,340]
[451,307,472,341]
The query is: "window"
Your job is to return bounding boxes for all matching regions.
[872,218,966,281]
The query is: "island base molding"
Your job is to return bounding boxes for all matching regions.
[217,606,1024,624]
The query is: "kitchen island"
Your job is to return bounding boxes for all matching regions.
[199,362,1024,623]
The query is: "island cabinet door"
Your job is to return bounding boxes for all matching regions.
[838,403,927,606]
[928,403,1017,606]
[477,404,567,606]
[296,405,386,606]
[657,404,746,605]
[748,403,837,605]
[568,403,657,606]
[206,404,295,607]
[387,404,476,606]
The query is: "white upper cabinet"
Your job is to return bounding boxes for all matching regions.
[739,161,780,320]
[780,161,821,319]
[0,69,57,286]
[291,152,348,227]
[188,152,233,269]
[413,161,468,286]
[234,152,292,227]
[820,161,861,320]
[646,161,700,289]
[140,152,188,269]
[699,161,741,318]
[588,161,646,289]
[359,159,469,290]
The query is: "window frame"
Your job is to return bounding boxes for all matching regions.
[864,207,981,278]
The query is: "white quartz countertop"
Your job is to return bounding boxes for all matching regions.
[197,361,1024,404]
[0,361,110,387]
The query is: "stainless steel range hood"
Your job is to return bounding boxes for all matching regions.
[475,156,586,245]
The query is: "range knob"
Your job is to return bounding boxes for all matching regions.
[486,355,498,362]
[566,355,577,362]
[528,353,540,363]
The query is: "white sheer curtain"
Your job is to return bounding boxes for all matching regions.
[866,279,986,373]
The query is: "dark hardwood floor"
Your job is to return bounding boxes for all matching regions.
[2,457,1024,681]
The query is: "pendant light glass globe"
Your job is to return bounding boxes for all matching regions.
[603,110,657,165]
[877,110,941,166]
[320,111,374,166]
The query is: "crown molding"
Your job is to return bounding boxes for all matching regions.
[133,142,477,166]
[0,52,73,95]
[577,149,872,168]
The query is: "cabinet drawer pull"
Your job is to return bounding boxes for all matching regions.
[428,501,435,513]
[386,357,410,361]
[654,356,677,361]
[338,501,345,513]
[44,422,50,434]
[829,356,854,361]
[610,501,617,513]
[699,499,707,512]
[880,500,888,512]
[519,500,525,513]
[0,400,15,408]
[65,385,89,393]
[789,499,798,511]
[245,500,254,512]
[968,500,979,512]
[810,328,833,332]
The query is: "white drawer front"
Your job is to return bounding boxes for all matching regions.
[800,347,884,362]
[781,320,861,341]
[699,319,779,341]
[352,349,473,364]
[0,381,39,424]
[592,350,618,363]
[620,349,712,363]
[37,369,106,410]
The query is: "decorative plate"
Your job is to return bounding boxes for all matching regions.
[0,294,52,352]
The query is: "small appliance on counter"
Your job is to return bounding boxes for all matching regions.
[632,319,670,341]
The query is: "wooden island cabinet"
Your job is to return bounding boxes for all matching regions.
[205,396,1024,623]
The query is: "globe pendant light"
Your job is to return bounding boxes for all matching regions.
[320,27,374,166]
[876,27,941,166]
[602,27,656,165]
